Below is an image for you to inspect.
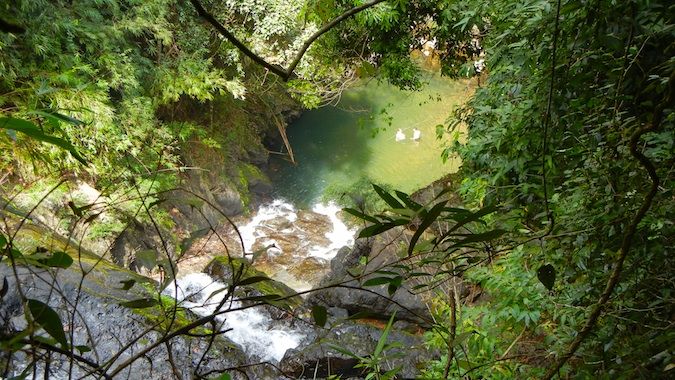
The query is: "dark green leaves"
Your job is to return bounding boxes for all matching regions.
[311,305,327,327]
[119,279,136,291]
[120,298,159,309]
[236,275,271,286]
[27,299,68,348]
[408,200,447,255]
[537,264,556,291]
[0,117,87,164]
[37,251,73,269]
[372,184,403,209]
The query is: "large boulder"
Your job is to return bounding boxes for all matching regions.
[307,234,434,326]
[0,225,254,379]
[280,322,435,379]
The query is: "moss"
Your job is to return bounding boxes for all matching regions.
[207,256,302,309]
[132,294,213,336]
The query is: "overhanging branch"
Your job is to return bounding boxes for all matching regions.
[189,0,387,81]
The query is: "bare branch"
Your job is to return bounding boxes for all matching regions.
[188,0,387,81]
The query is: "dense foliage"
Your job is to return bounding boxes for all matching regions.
[428,0,674,378]
[0,0,672,379]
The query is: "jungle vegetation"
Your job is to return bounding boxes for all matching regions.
[0,0,673,379]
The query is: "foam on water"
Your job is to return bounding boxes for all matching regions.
[164,273,303,362]
[240,199,355,260]
[308,202,356,260]
[238,199,297,253]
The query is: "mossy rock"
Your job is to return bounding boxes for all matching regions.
[205,256,301,309]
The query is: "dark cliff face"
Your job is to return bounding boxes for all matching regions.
[0,259,254,379]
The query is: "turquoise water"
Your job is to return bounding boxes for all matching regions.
[268,73,471,207]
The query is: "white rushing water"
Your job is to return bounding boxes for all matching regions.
[238,199,355,260]
[308,202,356,260]
[164,273,304,362]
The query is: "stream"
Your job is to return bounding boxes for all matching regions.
[238,72,470,290]
[176,72,471,363]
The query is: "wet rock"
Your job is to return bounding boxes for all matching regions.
[0,258,251,379]
[280,322,435,379]
[205,255,302,309]
[308,236,433,326]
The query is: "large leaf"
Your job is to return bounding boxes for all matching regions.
[358,219,408,238]
[236,275,271,286]
[0,117,87,164]
[373,312,396,357]
[408,200,447,255]
[372,184,403,209]
[38,251,73,269]
[363,276,394,287]
[311,305,327,328]
[27,299,68,348]
[394,190,422,211]
[343,207,379,223]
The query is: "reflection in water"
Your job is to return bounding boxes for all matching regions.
[269,73,470,206]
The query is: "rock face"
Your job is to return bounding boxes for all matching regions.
[0,261,253,380]
[280,322,435,379]
[307,235,434,326]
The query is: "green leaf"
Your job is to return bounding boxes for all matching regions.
[311,305,327,327]
[437,205,499,244]
[119,279,136,291]
[363,277,393,287]
[0,117,87,164]
[358,219,408,238]
[343,208,379,223]
[394,190,422,211]
[455,229,506,245]
[537,264,556,290]
[38,251,73,269]
[28,109,85,126]
[372,184,403,209]
[27,299,68,348]
[236,275,271,286]
[75,345,92,353]
[210,374,231,380]
[120,298,159,309]
[374,312,396,357]
[409,200,447,255]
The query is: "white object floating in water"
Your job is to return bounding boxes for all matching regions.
[395,129,406,142]
[164,273,304,362]
[412,128,421,141]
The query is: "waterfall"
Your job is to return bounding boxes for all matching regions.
[164,273,304,362]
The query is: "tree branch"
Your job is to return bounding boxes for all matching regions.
[188,0,387,81]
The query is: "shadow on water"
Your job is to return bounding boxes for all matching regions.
[269,72,472,208]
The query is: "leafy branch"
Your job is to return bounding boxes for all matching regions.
[188,0,387,81]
